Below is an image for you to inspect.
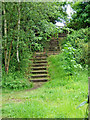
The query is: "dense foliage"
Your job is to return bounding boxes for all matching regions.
[2,2,89,118]
[64,1,89,76]
[2,2,89,89]
[2,2,67,89]
[53,27,89,76]
[67,2,90,30]
[2,71,33,89]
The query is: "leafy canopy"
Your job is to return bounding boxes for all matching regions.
[67,2,90,30]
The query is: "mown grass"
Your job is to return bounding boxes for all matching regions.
[2,54,88,118]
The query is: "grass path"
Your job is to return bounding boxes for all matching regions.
[2,54,88,118]
[2,82,45,104]
[2,71,88,118]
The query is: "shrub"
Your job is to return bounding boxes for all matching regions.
[64,27,89,66]
[61,42,83,75]
[48,28,89,76]
[2,71,33,89]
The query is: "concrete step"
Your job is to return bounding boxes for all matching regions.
[34,56,47,59]
[31,66,47,68]
[50,39,58,42]
[30,78,49,82]
[35,54,48,57]
[32,63,47,67]
[47,51,60,55]
[49,42,58,44]
[31,67,47,70]
[30,58,47,60]
[31,70,48,74]
[31,74,49,78]
[49,48,60,51]
[33,60,47,63]
[49,45,59,47]
[35,52,46,55]
[49,43,58,45]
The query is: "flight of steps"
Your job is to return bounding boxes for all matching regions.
[30,38,60,82]
[48,38,60,52]
[30,52,49,82]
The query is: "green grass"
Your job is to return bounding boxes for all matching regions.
[2,54,88,118]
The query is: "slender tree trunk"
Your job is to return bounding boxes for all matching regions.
[3,3,8,73]
[17,1,20,63]
[7,40,13,74]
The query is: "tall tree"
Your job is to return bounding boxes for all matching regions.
[2,2,67,74]
[2,3,19,73]
[67,2,90,30]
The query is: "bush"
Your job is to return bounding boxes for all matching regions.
[64,27,89,66]
[2,71,33,89]
[61,43,83,75]
[48,28,89,76]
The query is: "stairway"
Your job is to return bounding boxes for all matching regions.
[30,38,60,82]
[30,52,49,82]
[49,38,60,52]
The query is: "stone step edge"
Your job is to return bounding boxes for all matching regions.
[30,79,48,82]
[31,74,49,77]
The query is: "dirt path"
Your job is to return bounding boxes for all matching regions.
[2,82,47,104]
[25,82,46,91]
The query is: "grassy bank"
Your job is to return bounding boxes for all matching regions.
[2,54,88,118]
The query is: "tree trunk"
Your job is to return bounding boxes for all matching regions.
[17,1,20,63]
[7,40,13,74]
[3,3,8,73]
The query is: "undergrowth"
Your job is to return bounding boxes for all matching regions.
[2,71,33,90]
[2,53,33,90]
